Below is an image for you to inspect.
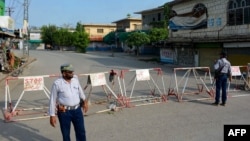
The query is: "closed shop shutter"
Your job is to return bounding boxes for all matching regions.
[227,48,250,66]
[199,48,221,70]
[177,47,194,66]
[196,43,221,70]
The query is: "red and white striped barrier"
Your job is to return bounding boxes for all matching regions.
[115,68,167,107]
[168,67,213,102]
[227,66,249,91]
[3,74,60,122]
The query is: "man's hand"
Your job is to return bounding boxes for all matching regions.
[82,100,88,113]
[50,116,56,127]
[229,76,232,82]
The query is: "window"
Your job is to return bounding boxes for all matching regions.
[244,7,250,23]
[97,29,104,33]
[193,3,207,17]
[228,0,250,25]
[158,13,161,21]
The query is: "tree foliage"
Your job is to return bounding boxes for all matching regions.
[148,28,168,43]
[40,22,89,52]
[163,3,171,29]
[40,25,57,47]
[126,31,150,56]
[73,22,89,53]
[103,31,116,45]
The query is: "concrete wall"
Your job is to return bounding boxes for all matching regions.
[170,0,250,39]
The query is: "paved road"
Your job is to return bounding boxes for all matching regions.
[0,50,249,141]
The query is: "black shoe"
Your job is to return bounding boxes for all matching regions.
[212,102,219,106]
[220,103,226,106]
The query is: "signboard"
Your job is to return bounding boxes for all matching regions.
[0,16,14,33]
[160,49,174,63]
[24,76,44,91]
[231,66,241,76]
[136,69,150,81]
[30,33,41,40]
[90,73,107,86]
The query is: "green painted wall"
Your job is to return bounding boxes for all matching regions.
[0,0,5,16]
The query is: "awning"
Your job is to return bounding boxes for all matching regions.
[0,31,15,37]
[224,42,250,48]
[29,40,42,43]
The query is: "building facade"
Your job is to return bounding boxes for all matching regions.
[134,7,165,55]
[167,0,250,68]
[83,23,116,51]
[112,17,142,32]
[134,7,164,30]
[111,17,142,52]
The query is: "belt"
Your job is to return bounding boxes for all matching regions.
[60,104,80,110]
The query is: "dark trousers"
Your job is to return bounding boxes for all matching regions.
[215,74,228,104]
[58,106,86,141]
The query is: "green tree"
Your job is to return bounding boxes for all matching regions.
[126,31,150,56]
[54,28,74,50]
[40,25,57,49]
[163,3,170,29]
[41,25,75,50]
[148,3,170,46]
[103,31,116,45]
[148,28,168,45]
[73,22,89,53]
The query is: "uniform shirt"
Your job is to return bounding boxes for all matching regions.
[49,75,85,116]
[214,58,232,74]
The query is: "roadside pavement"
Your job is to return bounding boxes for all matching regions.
[0,49,37,82]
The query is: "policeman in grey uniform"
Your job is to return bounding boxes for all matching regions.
[49,64,88,141]
[213,52,232,106]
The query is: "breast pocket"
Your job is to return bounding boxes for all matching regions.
[72,85,80,94]
[58,87,70,98]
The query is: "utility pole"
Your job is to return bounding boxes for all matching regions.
[23,0,29,57]
[24,0,29,22]
[5,7,14,16]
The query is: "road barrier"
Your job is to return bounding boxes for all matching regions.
[246,63,250,90]
[79,71,118,109]
[227,66,250,91]
[167,67,213,102]
[115,68,167,107]
[3,74,59,122]
[2,65,249,122]
[78,68,167,113]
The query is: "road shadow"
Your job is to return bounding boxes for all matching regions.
[0,118,52,141]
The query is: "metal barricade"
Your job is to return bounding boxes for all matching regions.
[3,74,59,122]
[115,68,167,107]
[168,67,213,102]
[228,66,250,91]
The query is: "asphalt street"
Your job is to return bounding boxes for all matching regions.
[0,50,249,141]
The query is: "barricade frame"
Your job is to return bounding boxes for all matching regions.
[78,71,123,113]
[2,74,59,122]
[227,66,250,91]
[168,67,213,102]
[116,68,167,107]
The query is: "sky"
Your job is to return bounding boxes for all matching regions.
[5,0,171,29]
